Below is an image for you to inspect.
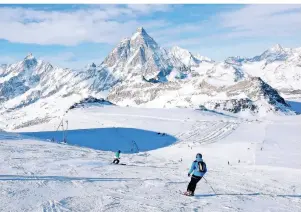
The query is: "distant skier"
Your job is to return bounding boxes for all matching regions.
[112,150,121,164]
[184,153,207,196]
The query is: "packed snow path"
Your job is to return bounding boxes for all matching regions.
[1,107,301,212]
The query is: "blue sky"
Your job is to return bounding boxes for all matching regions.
[0,4,301,68]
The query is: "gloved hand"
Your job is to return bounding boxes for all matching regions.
[188,173,190,177]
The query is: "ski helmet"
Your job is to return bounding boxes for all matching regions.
[196,153,202,158]
[118,150,121,153]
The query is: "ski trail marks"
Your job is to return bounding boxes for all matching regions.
[42,200,70,212]
[177,121,239,145]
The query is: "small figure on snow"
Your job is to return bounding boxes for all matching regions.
[112,150,121,164]
[184,153,207,196]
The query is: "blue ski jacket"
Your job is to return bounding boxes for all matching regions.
[188,156,207,177]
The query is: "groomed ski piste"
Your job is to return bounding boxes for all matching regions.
[1,104,301,212]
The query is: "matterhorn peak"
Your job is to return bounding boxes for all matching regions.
[136,27,146,34]
[23,52,38,69]
[129,27,158,50]
[24,53,36,60]
[131,26,151,40]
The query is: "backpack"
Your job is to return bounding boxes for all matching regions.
[196,161,206,172]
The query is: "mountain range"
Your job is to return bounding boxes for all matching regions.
[0,27,299,129]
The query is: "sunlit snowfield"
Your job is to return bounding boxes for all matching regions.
[0,104,301,212]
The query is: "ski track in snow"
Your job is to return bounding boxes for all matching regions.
[176,121,239,145]
[1,107,301,212]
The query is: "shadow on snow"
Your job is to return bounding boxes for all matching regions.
[19,127,177,153]
[0,175,139,182]
[195,193,301,198]
[286,100,301,114]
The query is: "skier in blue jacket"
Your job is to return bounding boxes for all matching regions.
[185,153,207,196]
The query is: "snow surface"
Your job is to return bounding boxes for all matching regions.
[1,105,301,211]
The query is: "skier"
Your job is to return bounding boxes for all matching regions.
[112,150,121,164]
[184,153,207,196]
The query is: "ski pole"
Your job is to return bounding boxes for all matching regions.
[203,177,217,195]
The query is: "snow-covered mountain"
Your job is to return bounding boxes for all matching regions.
[107,63,291,115]
[0,28,296,130]
[102,29,291,115]
[98,27,190,83]
[169,46,213,67]
[0,54,102,109]
[0,53,120,129]
[226,44,301,97]
[169,46,215,78]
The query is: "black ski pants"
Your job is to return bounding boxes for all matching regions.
[187,175,202,193]
[113,158,120,164]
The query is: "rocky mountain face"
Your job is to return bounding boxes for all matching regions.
[68,97,114,110]
[199,77,291,114]
[99,27,190,83]
[107,68,292,115]
[0,28,297,129]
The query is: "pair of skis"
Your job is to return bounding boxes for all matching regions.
[111,162,126,165]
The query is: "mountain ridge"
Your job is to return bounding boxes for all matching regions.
[0,27,298,129]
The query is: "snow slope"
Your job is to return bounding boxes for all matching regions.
[169,46,214,67]
[1,106,301,212]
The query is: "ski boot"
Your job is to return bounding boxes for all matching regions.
[184,191,193,196]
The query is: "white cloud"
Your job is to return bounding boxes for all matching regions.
[151,4,301,56]
[1,4,301,63]
[126,4,171,13]
[0,5,170,46]
[40,52,103,69]
[218,5,301,38]
[40,52,76,63]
